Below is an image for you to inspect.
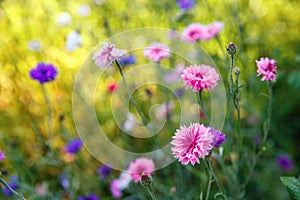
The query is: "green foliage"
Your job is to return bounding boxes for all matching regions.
[280,177,300,200]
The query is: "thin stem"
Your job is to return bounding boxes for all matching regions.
[147,184,157,200]
[229,55,234,94]
[42,85,52,145]
[198,90,210,120]
[0,178,26,200]
[205,159,214,200]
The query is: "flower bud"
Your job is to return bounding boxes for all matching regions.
[226,42,236,55]
[234,67,240,75]
[140,173,153,188]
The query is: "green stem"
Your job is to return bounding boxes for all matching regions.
[42,85,52,145]
[0,178,26,200]
[198,90,210,120]
[205,159,213,200]
[229,55,234,95]
[147,184,157,200]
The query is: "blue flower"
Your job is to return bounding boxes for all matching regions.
[65,138,83,154]
[59,173,70,190]
[177,0,195,11]
[29,62,58,84]
[2,176,18,196]
[277,155,293,171]
[118,54,136,66]
[78,193,100,200]
[97,165,112,180]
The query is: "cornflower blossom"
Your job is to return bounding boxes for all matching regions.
[110,179,122,198]
[128,157,155,183]
[97,165,112,180]
[181,64,220,92]
[65,138,83,154]
[77,193,100,200]
[171,123,225,165]
[118,54,136,66]
[93,42,126,69]
[29,63,58,84]
[177,0,195,11]
[0,150,5,162]
[182,22,224,43]
[277,155,293,171]
[256,57,277,82]
[2,176,18,196]
[143,42,170,62]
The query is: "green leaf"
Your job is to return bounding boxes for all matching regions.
[280,176,300,200]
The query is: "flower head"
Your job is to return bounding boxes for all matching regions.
[78,193,100,200]
[144,42,170,62]
[93,42,126,69]
[56,12,72,27]
[181,64,220,92]
[211,129,226,148]
[128,157,155,183]
[110,179,122,198]
[29,63,58,84]
[65,138,83,154]
[2,176,18,196]
[171,123,215,165]
[107,82,118,93]
[97,165,112,180]
[182,22,224,43]
[119,54,136,66]
[59,173,70,190]
[256,57,277,82]
[0,150,5,162]
[277,155,293,171]
[226,42,236,56]
[177,0,195,11]
[65,30,82,52]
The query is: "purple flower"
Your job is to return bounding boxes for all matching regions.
[59,173,70,190]
[277,155,293,171]
[29,62,58,84]
[177,0,195,11]
[78,193,100,200]
[110,179,122,198]
[97,165,112,180]
[0,150,5,162]
[65,138,83,154]
[2,176,18,196]
[118,54,136,66]
[211,129,226,148]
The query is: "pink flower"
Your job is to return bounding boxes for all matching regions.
[171,123,215,165]
[107,82,118,93]
[128,157,155,183]
[144,42,170,62]
[110,179,122,198]
[181,22,224,43]
[181,64,220,92]
[93,42,126,69]
[256,57,277,81]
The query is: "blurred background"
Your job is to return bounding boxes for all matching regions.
[0,0,299,199]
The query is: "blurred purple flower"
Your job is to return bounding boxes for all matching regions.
[211,129,226,148]
[277,155,293,171]
[97,165,112,180]
[29,62,58,84]
[78,193,100,200]
[175,88,185,98]
[254,135,261,145]
[2,176,18,196]
[59,173,70,190]
[0,150,5,162]
[65,138,83,154]
[177,0,195,11]
[118,54,136,66]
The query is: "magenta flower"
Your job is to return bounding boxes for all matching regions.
[0,150,5,162]
[143,42,170,62]
[182,22,224,43]
[128,157,155,183]
[256,57,277,82]
[171,123,215,165]
[110,179,122,198]
[181,64,220,92]
[93,42,126,69]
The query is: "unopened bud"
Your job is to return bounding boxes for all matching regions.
[140,173,153,188]
[226,42,236,55]
[234,67,240,75]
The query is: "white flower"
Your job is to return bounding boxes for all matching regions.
[27,39,42,51]
[92,42,126,69]
[65,31,82,52]
[123,112,136,131]
[118,172,132,190]
[56,12,72,27]
[77,5,91,17]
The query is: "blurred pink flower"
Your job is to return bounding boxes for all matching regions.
[110,179,122,198]
[144,42,170,62]
[0,150,5,162]
[256,57,277,81]
[182,22,224,42]
[181,64,220,92]
[107,82,118,93]
[93,42,126,69]
[164,64,185,83]
[128,157,155,183]
[171,123,215,165]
